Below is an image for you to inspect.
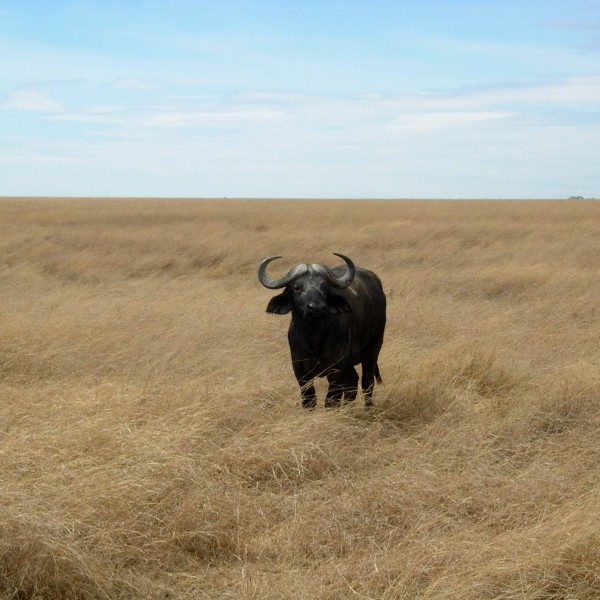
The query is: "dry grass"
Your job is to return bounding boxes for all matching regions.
[1,197,599,599]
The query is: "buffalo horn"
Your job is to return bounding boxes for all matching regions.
[258,256,295,289]
[326,253,356,289]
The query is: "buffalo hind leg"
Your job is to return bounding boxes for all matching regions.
[342,366,359,403]
[361,359,381,407]
[325,367,359,408]
[325,376,343,408]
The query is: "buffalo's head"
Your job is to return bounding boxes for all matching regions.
[258,253,356,319]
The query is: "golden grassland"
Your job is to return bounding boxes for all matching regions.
[1,197,599,599]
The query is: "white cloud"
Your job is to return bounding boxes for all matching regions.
[390,111,512,132]
[138,108,286,129]
[46,113,120,123]
[473,76,600,105]
[124,91,513,136]
[87,105,127,113]
[0,74,598,198]
[2,88,63,112]
[112,77,160,90]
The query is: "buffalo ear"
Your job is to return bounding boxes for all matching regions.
[266,293,292,315]
[328,294,352,314]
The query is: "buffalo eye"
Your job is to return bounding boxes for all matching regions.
[293,284,303,293]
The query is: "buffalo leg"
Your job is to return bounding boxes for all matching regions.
[361,359,379,407]
[325,373,344,408]
[325,367,358,407]
[342,366,359,403]
[300,381,317,408]
[362,374,375,406]
[324,388,343,408]
[292,361,318,408]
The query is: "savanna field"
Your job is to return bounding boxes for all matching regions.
[1,197,599,599]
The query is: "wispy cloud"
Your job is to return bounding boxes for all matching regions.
[138,108,286,129]
[126,76,598,137]
[112,77,160,90]
[47,113,120,123]
[472,76,600,105]
[390,111,511,132]
[3,75,594,154]
[2,88,63,112]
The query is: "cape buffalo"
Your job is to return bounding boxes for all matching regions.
[258,253,386,408]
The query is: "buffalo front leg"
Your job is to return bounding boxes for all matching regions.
[292,360,318,408]
[299,378,317,408]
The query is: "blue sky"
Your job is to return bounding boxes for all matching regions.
[1,1,599,198]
